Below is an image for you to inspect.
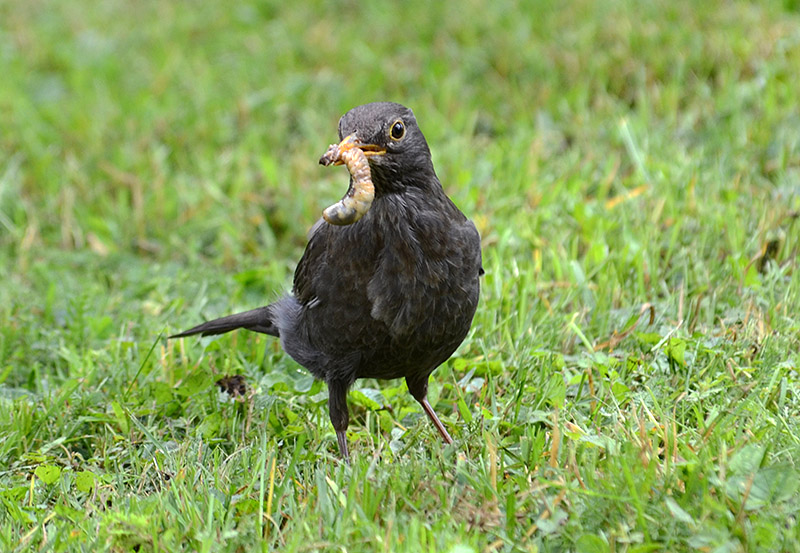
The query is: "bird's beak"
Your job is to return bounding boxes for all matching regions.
[356,140,386,158]
[320,134,385,166]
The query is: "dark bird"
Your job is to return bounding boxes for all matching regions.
[171,102,482,460]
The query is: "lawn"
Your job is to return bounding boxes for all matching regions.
[2,0,800,551]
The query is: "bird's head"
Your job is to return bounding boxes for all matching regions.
[332,102,437,194]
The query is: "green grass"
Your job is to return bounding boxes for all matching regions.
[2,0,800,551]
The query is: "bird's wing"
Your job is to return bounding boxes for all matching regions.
[292,218,378,316]
[367,202,482,338]
[292,219,327,306]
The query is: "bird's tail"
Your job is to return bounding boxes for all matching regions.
[170,305,278,339]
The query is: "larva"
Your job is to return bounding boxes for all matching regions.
[319,135,375,226]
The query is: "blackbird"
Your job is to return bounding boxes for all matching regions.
[171,102,482,460]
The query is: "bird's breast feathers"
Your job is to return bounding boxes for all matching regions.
[296,190,480,341]
[364,195,481,338]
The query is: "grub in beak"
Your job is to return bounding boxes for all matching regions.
[318,134,383,225]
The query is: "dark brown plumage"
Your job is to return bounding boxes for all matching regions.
[171,102,482,460]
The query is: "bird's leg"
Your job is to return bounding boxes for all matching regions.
[327,380,351,462]
[406,376,454,444]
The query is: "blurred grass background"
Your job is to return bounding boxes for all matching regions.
[1,0,800,551]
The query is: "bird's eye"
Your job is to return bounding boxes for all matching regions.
[390,120,405,141]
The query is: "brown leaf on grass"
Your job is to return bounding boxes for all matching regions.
[215,375,248,398]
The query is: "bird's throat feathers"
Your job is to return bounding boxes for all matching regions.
[368,160,441,196]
